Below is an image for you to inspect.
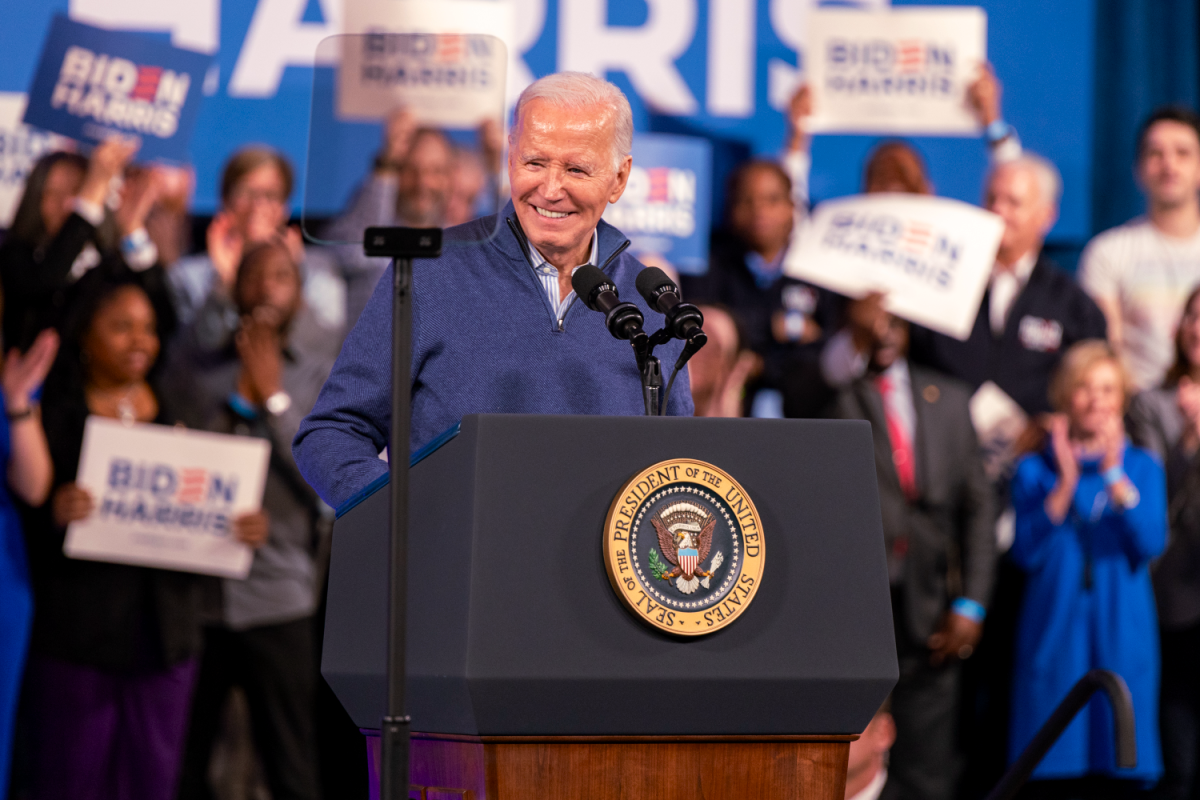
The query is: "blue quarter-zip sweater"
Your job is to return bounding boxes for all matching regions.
[294,202,694,509]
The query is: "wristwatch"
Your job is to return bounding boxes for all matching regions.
[264,391,292,416]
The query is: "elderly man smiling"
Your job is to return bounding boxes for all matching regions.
[294,72,694,510]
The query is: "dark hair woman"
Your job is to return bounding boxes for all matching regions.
[0,140,177,353]
[20,278,265,800]
[1128,284,1200,799]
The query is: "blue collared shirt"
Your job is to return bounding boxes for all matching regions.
[527,230,599,322]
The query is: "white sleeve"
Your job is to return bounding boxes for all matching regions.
[1077,233,1122,302]
[820,329,868,388]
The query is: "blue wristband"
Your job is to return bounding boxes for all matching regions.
[227,392,259,420]
[1102,465,1126,486]
[951,597,986,624]
[985,119,1014,143]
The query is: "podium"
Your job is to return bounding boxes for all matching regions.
[324,415,897,799]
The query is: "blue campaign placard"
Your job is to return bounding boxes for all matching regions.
[22,15,212,162]
[603,133,713,275]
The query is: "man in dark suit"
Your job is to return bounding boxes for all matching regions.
[833,310,995,800]
[907,154,1107,417]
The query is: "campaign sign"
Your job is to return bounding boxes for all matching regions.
[336,32,507,127]
[804,7,987,136]
[784,193,1003,341]
[602,133,712,275]
[64,417,269,578]
[22,15,212,162]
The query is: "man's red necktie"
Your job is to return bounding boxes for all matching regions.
[875,375,918,502]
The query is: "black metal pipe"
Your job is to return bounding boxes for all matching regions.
[984,669,1137,800]
[380,256,413,800]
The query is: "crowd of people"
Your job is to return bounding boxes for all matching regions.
[0,58,1197,800]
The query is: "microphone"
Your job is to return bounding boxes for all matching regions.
[635,267,706,344]
[572,266,645,341]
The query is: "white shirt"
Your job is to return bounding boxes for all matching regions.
[989,251,1038,335]
[847,768,888,800]
[1079,218,1200,390]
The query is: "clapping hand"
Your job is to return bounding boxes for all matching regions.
[235,308,284,406]
[207,212,244,290]
[2,330,58,414]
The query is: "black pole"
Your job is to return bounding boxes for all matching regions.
[984,669,1137,800]
[380,254,412,800]
[362,227,441,800]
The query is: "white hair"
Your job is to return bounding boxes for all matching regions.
[992,152,1063,208]
[510,71,633,171]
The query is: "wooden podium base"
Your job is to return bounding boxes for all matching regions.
[370,732,852,799]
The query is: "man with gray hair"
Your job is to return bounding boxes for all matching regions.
[903,153,1107,417]
[294,72,693,510]
[820,153,1106,417]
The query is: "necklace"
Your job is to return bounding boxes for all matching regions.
[116,387,136,425]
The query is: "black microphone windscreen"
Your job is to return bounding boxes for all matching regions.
[571,265,611,302]
[635,267,675,301]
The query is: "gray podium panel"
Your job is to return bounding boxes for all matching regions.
[323,414,896,736]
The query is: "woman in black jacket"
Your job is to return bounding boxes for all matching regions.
[20,276,265,800]
[0,139,176,353]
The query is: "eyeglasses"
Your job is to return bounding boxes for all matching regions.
[230,187,286,206]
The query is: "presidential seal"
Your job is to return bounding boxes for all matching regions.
[603,459,765,636]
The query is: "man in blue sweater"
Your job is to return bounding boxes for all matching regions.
[294,72,694,510]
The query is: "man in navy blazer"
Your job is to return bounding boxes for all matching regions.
[294,72,693,510]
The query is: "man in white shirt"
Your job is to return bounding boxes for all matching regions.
[1079,107,1200,391]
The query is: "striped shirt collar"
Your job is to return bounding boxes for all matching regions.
[528,229,599,321]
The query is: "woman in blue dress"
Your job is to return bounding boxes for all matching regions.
[0,328,58,797]
[1010,340,1167,797]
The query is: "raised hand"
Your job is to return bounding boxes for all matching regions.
[785,83,813,153]
[78,137,141,207]
[1049,414,1079,484]
[2,329,59,412]
[846,291,890,354]
[378,107,418,171]
[966,62,1002,128]
[207,211,244,290]
[478,117,504,177]
[115,166,165,237]
[1045,414,1079,524]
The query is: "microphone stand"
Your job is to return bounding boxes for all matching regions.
[636,328,678,417]
[363,226,442,800]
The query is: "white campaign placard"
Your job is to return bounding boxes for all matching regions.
[337,0,511,126]
[784,193,1003,341]
[804,7,987,135]
[64,417,269,578]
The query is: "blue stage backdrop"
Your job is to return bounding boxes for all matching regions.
[0,0,1092,245]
